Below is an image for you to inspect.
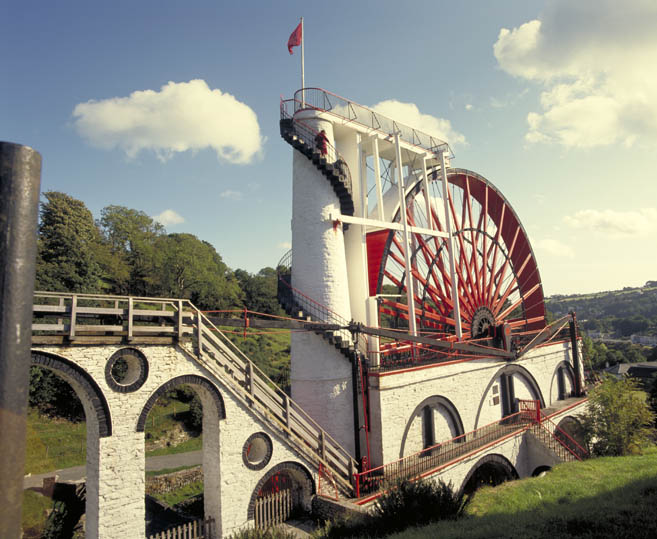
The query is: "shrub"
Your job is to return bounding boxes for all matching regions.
[314,478,467,538]
[582,375,656,456]
[373,478,466,531]
[228,527,297,538]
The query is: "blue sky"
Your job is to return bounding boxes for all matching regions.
[3,0,656,296]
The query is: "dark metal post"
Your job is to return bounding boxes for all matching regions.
[0,142,41,538]
[569,311,583,397]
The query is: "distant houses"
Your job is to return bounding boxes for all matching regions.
[605,361,657,388]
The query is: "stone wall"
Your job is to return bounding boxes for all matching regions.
[367,341,577,467]
[145,467,202,496]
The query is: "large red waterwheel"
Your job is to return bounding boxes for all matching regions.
[367,168,546,343]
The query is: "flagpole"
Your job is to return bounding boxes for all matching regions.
[301,17,305,106]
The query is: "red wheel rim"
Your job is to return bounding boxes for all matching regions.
[368,168,546,342]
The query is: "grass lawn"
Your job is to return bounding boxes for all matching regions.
[25,409,86,474]
[151,481,204,508]
[21,490,53,538]
[25,393,203,473]
[389,448,657,539]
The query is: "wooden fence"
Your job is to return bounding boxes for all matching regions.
[148,517,214,539]
[254,489,293,529]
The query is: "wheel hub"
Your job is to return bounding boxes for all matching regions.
[471,307,495,339]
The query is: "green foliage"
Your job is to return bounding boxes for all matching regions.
[386,449,657,539]
[152,480,204,508]
[25,408,86,474]
[22,490,54,538]
[36,191,104,292]
[373,478,466,528]
[649,375,657,426]
[188,395,203,431]
[153,233,242,310]
[582,375,656,456]
[546,282,657,338]
[29,366,84,421]
[581,336,650,370]
[315,479,466,538]
[235,267,284,315]
[228,527,298,539]
[97,205,164,294]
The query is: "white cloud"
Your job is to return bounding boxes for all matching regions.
[370,100,466,146]
[465,104,473,111]
[278,242,291,249]
[535,238,575,258]
[220,189,243,200]
[564,208,657,237]
[73,79,263,164]
[494,1,657,147]
[154,209,184,226]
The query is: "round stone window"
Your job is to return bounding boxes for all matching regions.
[105,348,148,393]
[243,432,273,470]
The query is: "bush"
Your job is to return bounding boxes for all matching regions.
[315,478,467,538]
[228,527,297,539]
[373,478,466,530]
[582,375,656,456]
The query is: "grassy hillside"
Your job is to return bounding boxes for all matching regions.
[389,449,657,539]
[546,281,657,337]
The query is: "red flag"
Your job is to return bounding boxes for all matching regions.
[287,22,302,54]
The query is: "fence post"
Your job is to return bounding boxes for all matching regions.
[196,309,203,356]
[177,300,184,341]
[127,296,134,340]
[69,294,78,340]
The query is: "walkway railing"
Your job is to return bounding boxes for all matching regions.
[31,291,358,495]
[290,88,451,157]
[353,398,589,500]
[354,411,530,498]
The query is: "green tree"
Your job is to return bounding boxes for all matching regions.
[235,267,283,315]
[97,205,165,295]
[582,375,655,456]
[152,233,242,310]
[36,191,103,292]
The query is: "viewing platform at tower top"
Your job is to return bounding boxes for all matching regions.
[281,87,453,167]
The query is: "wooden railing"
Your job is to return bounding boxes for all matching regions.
[31,292,357,495]
[148,517,214,539]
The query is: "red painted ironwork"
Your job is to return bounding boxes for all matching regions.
[353,410,531,499]
[369,170,545,345]
[353,398,589,500]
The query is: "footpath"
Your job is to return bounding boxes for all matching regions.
[23,450,202,489]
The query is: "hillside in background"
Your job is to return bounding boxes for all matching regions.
[546,281,657,337]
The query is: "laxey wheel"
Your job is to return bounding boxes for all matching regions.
[366,168,546,345]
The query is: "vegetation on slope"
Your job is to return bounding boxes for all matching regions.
[388,449,657,539]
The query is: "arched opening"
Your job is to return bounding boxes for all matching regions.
[532,465,552,477]
[475,365,544,428]
[137,375,225,537]
[399,396,464,458]
[460,454,518,496]
[550,361,575,404]
[248,462,315,529]
[28,351,112,537]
